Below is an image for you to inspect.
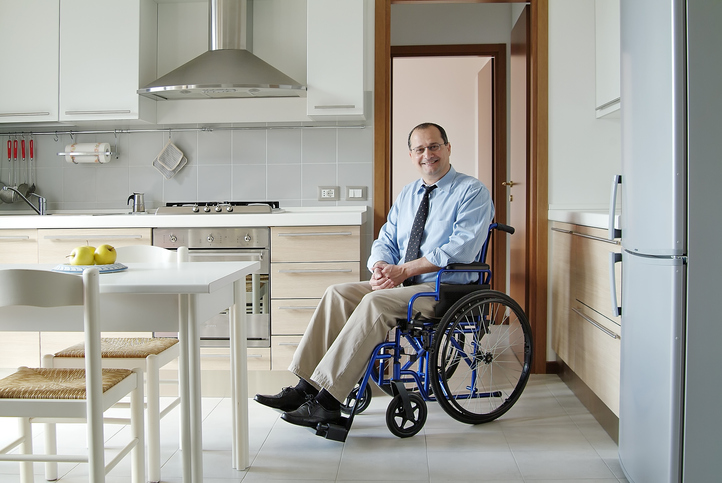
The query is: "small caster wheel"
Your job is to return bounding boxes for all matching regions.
[386,392,427,438]
[341,381,372,415]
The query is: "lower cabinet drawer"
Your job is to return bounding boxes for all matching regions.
[570,306,621,416]
[272,262,360,298]
[271,299,320,335]
[271,335,302,371]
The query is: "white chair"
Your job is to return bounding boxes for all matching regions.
[47,245,187,483]
[0,267,145,483]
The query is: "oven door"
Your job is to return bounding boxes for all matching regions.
[156,248,270,347]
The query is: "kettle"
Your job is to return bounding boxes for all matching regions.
[127,192,145,213]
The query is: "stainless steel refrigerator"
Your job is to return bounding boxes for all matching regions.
[615,0,722,482]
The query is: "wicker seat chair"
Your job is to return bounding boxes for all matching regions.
[0,267,145,483]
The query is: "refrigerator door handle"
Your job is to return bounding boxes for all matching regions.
[609,174,622,240]
[610,251,622,317]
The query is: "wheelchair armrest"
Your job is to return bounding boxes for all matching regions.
[445,262,490,271]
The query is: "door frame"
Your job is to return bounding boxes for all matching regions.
[373,0,549,374]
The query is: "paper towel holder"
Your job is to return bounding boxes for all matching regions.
[56,132,119,160]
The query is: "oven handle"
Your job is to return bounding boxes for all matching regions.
[276,232,353,237]
[278,268,352,273]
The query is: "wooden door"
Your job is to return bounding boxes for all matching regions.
[509,6,530,310]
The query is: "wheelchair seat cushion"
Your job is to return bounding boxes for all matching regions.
[434,282,490,317]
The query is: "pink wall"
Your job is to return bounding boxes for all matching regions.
[391,56,493,200]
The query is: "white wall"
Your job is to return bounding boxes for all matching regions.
[548,0,622,210]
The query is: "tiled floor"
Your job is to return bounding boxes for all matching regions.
[0,374,628,482]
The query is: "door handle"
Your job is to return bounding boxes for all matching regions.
[502,181,516,188]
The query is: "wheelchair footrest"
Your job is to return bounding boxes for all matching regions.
[316,417,351,442]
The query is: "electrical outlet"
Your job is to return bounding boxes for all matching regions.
[318,186,340,201]
[346,186,367,201]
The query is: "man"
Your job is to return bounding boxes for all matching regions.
[255,122,494,428]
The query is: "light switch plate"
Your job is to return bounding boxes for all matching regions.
[346,186,367,201]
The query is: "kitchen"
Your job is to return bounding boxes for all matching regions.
[1,0,720,482]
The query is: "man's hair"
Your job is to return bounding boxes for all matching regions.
[407,122,449,149]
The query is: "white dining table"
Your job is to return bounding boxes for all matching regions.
[0,260,260,483]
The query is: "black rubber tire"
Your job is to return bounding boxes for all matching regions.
[429,290,532,424]
[341,381,372,415]
[385,392,427,438]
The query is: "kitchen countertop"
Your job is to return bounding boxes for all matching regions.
[0,206,368,229]
[548,208,621,231]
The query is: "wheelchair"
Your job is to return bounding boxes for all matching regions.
[316,223,533,441]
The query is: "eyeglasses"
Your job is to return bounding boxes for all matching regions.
[410,143,446,156]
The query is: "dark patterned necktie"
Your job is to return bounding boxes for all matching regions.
[403,184,437,286]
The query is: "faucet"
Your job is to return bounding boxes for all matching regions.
[2,186,47,215]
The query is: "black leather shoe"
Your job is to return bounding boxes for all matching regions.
[254,387,312,411]
[281,399,341,428]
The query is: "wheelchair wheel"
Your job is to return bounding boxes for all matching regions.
[341,380,372,415]
[385,392,427,438]
[429,290,532,425]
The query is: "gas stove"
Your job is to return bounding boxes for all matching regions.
[155,201,279,215]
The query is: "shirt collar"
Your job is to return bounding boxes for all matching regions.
[416,165,456,194]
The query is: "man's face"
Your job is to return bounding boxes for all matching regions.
[408,126,452,185]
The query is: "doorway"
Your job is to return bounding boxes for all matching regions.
[390,46,507,291]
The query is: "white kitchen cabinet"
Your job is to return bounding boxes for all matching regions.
[306,0,365,120]
[59,0,157,123]
[0,0,60,123]
[594,0,620,118]
[0,0,156,125]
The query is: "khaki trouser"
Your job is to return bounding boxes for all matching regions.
[289,281,437,403]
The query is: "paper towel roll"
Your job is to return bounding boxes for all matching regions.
[65,143,111,164]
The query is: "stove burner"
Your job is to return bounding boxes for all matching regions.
[156,201,279,215]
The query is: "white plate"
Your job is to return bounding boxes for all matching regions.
[52,263,128,274]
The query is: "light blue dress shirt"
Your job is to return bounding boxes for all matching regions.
[368,166,495,285]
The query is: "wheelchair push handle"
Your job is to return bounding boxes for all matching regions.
[490,222,515,235]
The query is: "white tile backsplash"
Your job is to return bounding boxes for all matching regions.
[0,125,372,212]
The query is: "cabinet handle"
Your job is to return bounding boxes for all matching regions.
[609,252,622,317]
[278,269,352,274]
[278,306,317,310]
[276,232,352,237]
[64,110,132,115]
[0,111,51,117]
[608,174,622,239]
[277,342,299,347]
[43,235,144,240]
[0,235,31,240]
[572,307,620,339]
[571,231,620,245]
[551,227,573,235]
[597,97,621,111]
[313,105,356,110]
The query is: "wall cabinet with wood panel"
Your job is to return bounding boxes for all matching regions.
[594,0,621,118]
[270,226,361,370]
[551,221,622,415]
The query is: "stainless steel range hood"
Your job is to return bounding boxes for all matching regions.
[138,0,306,100]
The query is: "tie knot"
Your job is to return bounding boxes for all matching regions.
[423,184,437,195]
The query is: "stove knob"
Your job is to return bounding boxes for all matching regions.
[244,234,252,243]
[192,205,199,213]
[226,205,233,213]
[203,205,211,213]
[214,205,222,212]
[170,234,178,243]
[207,235,214,243]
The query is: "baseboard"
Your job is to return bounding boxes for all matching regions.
[557,359,619,444]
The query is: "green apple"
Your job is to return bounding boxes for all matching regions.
[94,244,117,265]
[68,246,96,265]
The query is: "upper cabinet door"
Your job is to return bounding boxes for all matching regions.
[307,0,365,120]
[59,0,156,123]
[0,0,60,123]
[594,0,621,118]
